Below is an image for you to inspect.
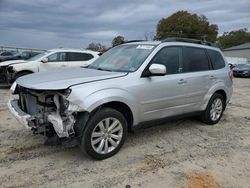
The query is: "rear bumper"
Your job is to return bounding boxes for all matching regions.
[8,99,33,129]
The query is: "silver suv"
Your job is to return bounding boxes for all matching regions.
[8,38,233,159]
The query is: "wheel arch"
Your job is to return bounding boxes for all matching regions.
[74,100,134,142]
[202,82,229,111]
[214,89,227,103]
[16,70,34,74]
[14,70,34,79]
[99,101,134,132]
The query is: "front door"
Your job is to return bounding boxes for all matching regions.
[134,46,189,122]
[39,52,67,72]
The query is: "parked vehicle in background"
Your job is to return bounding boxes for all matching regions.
[8,38,233,159]
[232,64,250,77]
[19,51,41,60]
[0,48,100,85]
[0,51,21,62]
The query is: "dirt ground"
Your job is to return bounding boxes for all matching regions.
[0,78,250,188]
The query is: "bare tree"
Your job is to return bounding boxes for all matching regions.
[87,42,107,52]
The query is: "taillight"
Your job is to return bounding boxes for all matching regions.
[228,71,233,81]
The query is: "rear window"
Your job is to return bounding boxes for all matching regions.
[207,49,225,70]
[67,52,94,61]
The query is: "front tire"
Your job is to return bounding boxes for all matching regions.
[200,93,225,125]
[80,108,128,160]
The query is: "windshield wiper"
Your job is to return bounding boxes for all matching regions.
[86,66,114,72]
[97,67,113,72]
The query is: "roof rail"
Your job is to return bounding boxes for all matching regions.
[162,37,217,47]
[123,40,147,44]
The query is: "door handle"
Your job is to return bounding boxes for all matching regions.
[209,75,216,80]
[61,65,66,67]
[178,79,187,84]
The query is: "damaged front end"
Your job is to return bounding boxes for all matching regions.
[0,66,16,85]
[0,66,9,85]
[10,85,81,138]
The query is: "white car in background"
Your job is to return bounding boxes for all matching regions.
[0,48,100,85]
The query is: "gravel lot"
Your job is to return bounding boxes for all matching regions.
[0,78,250,188]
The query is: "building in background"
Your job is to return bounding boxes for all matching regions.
[223,43,250,64]
[225,57,249,65]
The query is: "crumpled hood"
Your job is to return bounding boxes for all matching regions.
[0,59,26,66]
[16,68,127,90]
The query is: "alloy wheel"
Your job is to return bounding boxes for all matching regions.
[210,98,223,121]
[91,117,123,154]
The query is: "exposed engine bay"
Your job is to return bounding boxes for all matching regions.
[17,86,76,138]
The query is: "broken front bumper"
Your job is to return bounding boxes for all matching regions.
[8,98,76,138]
[8,99,34,129]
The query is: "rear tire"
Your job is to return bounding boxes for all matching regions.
[79,108,128,160]
[200,93,225,125]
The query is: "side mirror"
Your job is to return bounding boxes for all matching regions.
[41,57,48,63]
[148,64,166,76]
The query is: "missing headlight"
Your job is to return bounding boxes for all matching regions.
[64,88,72,97]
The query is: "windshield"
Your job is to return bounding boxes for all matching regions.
[88,44,156,72]
[28,51,49,61]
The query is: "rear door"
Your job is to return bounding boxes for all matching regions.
[206,49,226,86]
[181,46,212,112]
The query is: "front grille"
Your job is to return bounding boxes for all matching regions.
[18,86,56,115]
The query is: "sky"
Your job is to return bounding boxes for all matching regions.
[0,0,249,49]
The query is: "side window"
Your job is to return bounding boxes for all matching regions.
[183,47,210,72]
[207,49,225,69]
[151,47,182,74]
[67,52,94,61]
[47,52,66,62]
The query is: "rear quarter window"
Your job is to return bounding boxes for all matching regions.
[207,49,225,69]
